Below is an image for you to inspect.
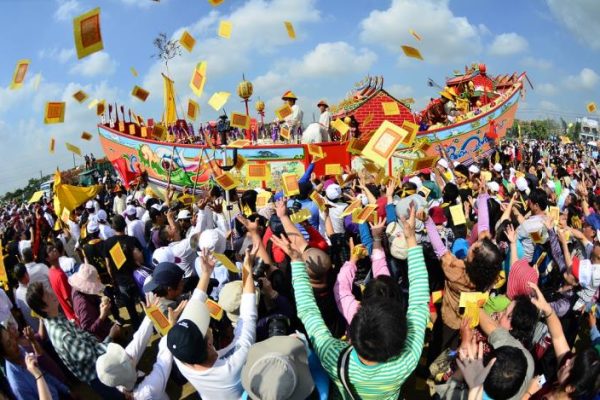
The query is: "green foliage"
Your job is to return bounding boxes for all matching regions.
[2,175,51,203]
[512,118,561,140]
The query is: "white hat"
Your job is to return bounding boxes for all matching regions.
[487,181,500,193]
[87,219,99,234]
[198,229,226,254]
[176,209,192,220]
[325,184,342,201]
[151,203,167,212]
[85,200,94,209]
[96,209,108,222]
[96,343,137,391]
[152,247,176,267]
[408,176,423,188]
[125,205,137,216]
[516,177,529,192]
[437,159,449,169]
[493,163,503,172]
[468,165,480,174]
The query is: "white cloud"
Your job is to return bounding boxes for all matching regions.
[118,0,158,7]
[387,84,413,99]
[488,33,528,56]
[54,0,82,21]
[38,48,75,64]
[70,52,117,77]
[539,100,559,111]
[290,42,376,78]
[537,83,558,96]
[521,56,552,70]
[547,0,600,50]
[359,0,486,63]
[564,68,599,90]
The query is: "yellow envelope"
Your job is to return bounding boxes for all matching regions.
[9,59,30,90]
[208,91,230,111]
[401,45,423,60]
[284,21,296,39]
[189,61,207,98]
[144,305,172,336]
[382,102,400,116]
[213,253,239,273]
[218,20,232,39]
[187,99,200,121]
[109,241,127,270]
[73,8,104,59]
[180,30,196,52]
[449,204,466,225]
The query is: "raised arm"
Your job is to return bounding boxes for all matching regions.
[333,238,365,324]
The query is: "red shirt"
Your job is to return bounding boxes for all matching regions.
[48,267,77,322]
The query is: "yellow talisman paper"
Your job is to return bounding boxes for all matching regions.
[431,290,443,304]
[208,91,230,111]
[331,118,350,137]
[382,102,400,116]
[96,100,106,116]
[66,143,82,156]
[362,121,407,167]
[73,7,104,59]
[281,173,300,196]
[81,131,93,141]
[418,185,431,199]
[247,164,269,181]
[346,138,366,155]
[208,0,224,5]
[49,137,56,154]
[284,21,296,39]
[144,305,172,336]
[215,172,240,191]
[189,62,207,98]
[354,204,378,224]
[275,104,293,120]
[234,155,246,170]
[307,144,324,158]
[10,59,30,90]
[290,208,311,224]
[280,127,291,140]
[400,121,419,146]
[44,102,66,124]
[130,67,138,77]
[88,98,99,109]
[230,112,250,130]
[109,241,127,270]
[412,156,439,172]
[206,299,223,321]
[548,206,560,224]
[481,171,492,182]
[187,99,200,121]
[256,191,272,208]
[459,291,489,308]
[180,30,196,52]
[401,45,423,60]
[131,85,150,102]
[341,199,362,217]
[0,242,8,286]
[529,230,544,244]
[587,102,597,113]
[325,164,343,176]
[229,139,251,148]
[32,74,41,90]
[409,28,422,41]
[73,90,88,103]
[213,253,239,273]
[309,191,327,212]
[218,20,232,39]
[449,204,467,225]
[464,301,480,328]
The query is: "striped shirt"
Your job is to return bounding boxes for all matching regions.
[291,246,429,400]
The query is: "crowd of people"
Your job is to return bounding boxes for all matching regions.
[0,138,599,400]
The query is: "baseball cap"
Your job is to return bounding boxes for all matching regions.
[176,209,192,220]
[96,209,108,222]
[96,343,137,391]
[151,247,177,267]
[143,262,184,293]
[325,184,341,201]
[85,200,94,209]
[167,297,211,364]
[198,229,226,254]
[493,163,503,172]
[125,205,137,216]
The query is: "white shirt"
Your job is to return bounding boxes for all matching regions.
[284,104,303,130]
[169,236,198,278]
[99,223,116,241]
[127,219,147,248]
[24,262,50,287]
[174,290,257,400]
[113,195,126,216]
[0,289,17,329]
[67,220,81,242]
[318,110,332,139]
[14,283,38,330]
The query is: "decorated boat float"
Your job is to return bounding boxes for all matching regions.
[97,64,527,197]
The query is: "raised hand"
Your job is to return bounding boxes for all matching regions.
[369,216,386,239]
[270,234,304,262]
[504,223,516,243]
[349,236,367,264]
[457,337,496,389]
[168,300,188,326]
[399,202,417,238]
[527,282,552,316]
[275,199,288,219]
[199,248,216,275]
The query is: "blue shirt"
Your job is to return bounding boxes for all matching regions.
[287,198,320,240]
[5,349,70,400]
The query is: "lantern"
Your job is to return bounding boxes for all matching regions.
[255,100,265,113]
[237,77,253,100]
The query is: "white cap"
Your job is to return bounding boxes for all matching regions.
[437,159,449,169]
[516,177,529,192]
[125,205,137,216]
[176,209,192,220]
[96,209,108,222]
[85,200,94,209]
[152,247,176,267]
[408,176,423,188]
[325,184,342,201]
[487,181,500,193]
[96,343,137,391]
[198,229,226,254]
[493,163,503,172]
[468,165,480,174]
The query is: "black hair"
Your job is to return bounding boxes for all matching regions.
[509,296,538,350]
[209,185,222,199]
[52,238,64,254]
[26,281,48,318]
[349,297,406,363]
[465,238,502,292]
[298,181,314,201]
[14,264,27,282]
[365,183,381,199]
[484,346,528,400]
[564,348,600,399]
[362,275,402,303]
[528,188,548,211]
[145,197,160,209]
[487,198,502,237]
[454,164,469,178]
[21,247,34,263]
[240,190,258,214]
[443,183,459,204]
[112,214,127,232]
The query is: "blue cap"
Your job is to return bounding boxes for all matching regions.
[452,238,469,260]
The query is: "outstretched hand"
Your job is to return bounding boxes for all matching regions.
[270,234,304,262]
[457,337,496,389]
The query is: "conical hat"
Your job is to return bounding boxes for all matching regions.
[282,90,297,100]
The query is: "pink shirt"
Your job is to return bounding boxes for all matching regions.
[333,248,390,324]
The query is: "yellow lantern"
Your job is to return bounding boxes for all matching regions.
[255,99,265,113]
[237,76,253,100]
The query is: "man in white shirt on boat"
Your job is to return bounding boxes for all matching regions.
[317,99,331,141]
[281,91,303,141]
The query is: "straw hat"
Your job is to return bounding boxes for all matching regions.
[68,263,105,295]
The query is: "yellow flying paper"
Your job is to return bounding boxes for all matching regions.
[284,21,296,39]
[96,100,106,116]
[88,99,99,109]
[459,292,489,308]
[189,61,207,97]
[130,66,138,77]
[213,253,239,273]
[179,30,196,52]
[409,28,422,41]
[218,20,232,39]
[131,85,150,102]
[587,102,597,113]
[49,137,56,154]
[187,99,200,121]
[44,102,66,124]
[214,172,240,190]
[208,0,224,6]
[73,90,88,103]
[382,102,400,116]
[73,7,104,59]
[81,131,93,141]
[280,127,290,140]
[281,173,300,196]
[230,112,250,130]
[208,91,230,111]
[401,45,423,60]
[247,164,270,181]
[331,118,350,137]
[109,241,127,270]
[290,208,311,224]
[362,121,407,167]
[10,59,30,90]
[256,191,272,208]
[65,142,82,156]
[325,164,343,176]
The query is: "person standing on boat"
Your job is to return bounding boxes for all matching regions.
[281,91,303,142]
[317,100,331,141]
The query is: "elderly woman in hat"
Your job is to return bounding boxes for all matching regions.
[69,263,114,341]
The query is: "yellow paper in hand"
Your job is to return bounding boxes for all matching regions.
[309,191,327,212]
[109,241,127,270]
[307,144,324,158]
[206,299,223,320]
[481,171,492,182]
[290,208,311,224]
[548,206,560,224]
[73,7,104,59]
[459,291,489,308]
[325,164,343,176]
[213,253,239,273]
[382,102,400,116]
[180,30,196,52]
[284,21,296,39]
[341,199,362,217]
[256,191,272,208]
[449,204,466,225]
[218,20,232,39]
[464,301,480,328]
[9,59,30,90]
[189,61,207,97]
[431,290,443,304]
[281,173,300,196]
[247,164,269,181]
[144,305,172,336]
[401,45,423,60]
[275,104,293,120]
[208,91,230,111]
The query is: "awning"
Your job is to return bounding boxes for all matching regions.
[28,191,45,204]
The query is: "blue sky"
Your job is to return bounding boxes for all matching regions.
[0,0,599,194]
